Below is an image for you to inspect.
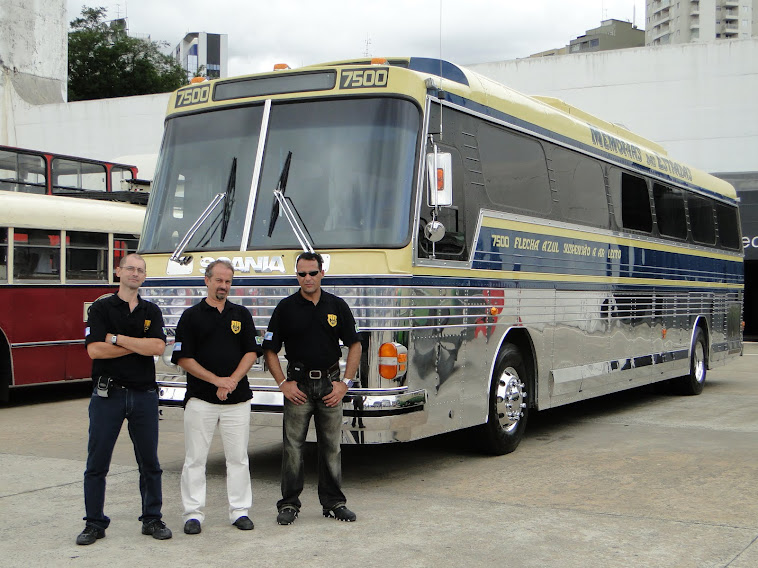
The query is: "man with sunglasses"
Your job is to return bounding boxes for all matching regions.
[263,251,361,525]
[78,253,172,545]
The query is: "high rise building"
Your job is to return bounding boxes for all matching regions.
[646,0,757,45]
[174,33,229,80]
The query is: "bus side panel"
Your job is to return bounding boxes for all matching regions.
[4,286,112,386]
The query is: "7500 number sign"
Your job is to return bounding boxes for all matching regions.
[340,68,389,89]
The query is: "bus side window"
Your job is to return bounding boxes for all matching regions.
[688,193,716,245]
[13,229,61,281]
[477,123,552,215]
[549,144,608,228]
[609,169,652,233]
[715,203,741,250]
[653,183,687,239]
[67,231,108,282]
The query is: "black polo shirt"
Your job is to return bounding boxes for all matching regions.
[85,293,166,389]
[262,289,360,370]
[171,299,262,405]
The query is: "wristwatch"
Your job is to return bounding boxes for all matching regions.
[341,378,353,388]
[110,335,118,345]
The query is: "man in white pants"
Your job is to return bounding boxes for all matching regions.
[172,260,262,534]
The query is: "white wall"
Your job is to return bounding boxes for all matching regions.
[468,39,758,174]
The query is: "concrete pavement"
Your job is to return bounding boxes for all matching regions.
[1,344,757,567]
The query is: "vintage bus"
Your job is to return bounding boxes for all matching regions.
[0,144,147,204]
[142,57,743,454]
[0,191,144,401]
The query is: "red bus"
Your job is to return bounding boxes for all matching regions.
[0,151,146,401]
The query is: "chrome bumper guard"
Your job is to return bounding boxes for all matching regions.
[157,381,428,432]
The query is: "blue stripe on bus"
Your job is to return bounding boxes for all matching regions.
[474,225,743,284]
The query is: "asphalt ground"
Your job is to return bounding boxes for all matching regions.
[1,343,757,568]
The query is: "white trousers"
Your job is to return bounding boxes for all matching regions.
[181,398,252,524]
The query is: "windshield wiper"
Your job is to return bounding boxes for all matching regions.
[267,151,314,252]
[169,157,237,266]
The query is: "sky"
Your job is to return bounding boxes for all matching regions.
[66,0,647,77]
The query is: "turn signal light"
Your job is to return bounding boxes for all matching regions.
[370,57,388,65]
[274,63,291,70]
[190,77,207,84]
[378,342,408,380]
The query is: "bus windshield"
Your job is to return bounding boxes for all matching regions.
[142,97,420,253]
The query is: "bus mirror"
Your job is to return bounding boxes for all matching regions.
[426,152,452,207]
[424,219,446,242]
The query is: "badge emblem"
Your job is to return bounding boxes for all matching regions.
[144,319,151,332]
[231,320,241,334]
[327,314,337,327]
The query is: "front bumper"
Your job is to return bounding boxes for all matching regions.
[158,380,428,440]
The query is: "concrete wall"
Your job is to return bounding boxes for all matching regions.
[468,39,758,174]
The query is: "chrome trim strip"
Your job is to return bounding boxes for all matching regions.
[11,339,85,348]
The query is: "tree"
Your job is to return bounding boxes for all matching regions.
[68,6,188,101]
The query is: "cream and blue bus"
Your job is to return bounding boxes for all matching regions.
[141,57,743,454]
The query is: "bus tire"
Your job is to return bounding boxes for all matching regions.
[478,343,529,455]
[675,327,707,396]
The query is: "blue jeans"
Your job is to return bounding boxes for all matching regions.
[83,387,163,529]
[277,377,346,511]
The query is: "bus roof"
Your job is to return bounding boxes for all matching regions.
[1,192,145,234]
[170,57,736,202]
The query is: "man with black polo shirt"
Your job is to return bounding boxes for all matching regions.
[263,251,361,525]
[77,253,171,545]
[171,259,262,534]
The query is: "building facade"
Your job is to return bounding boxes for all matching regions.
[174,32,229,80]
[647,0,757,45]
[531,19,644,57]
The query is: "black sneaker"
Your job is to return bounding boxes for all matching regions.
[76,525,105,545]
[184,519,201,535]
[142,519,173,540]
[276,507,298,525]
[323,505,356,522]
[233,516,254,530]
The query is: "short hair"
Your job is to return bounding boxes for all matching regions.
[119,253,145,268]
[295,251,323,270]
[205,259,234,278]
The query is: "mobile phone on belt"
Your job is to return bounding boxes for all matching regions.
[96,376,111,398]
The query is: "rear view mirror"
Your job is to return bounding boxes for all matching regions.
[426,152,452,207]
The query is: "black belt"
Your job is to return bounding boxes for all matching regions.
[289,362,340,381]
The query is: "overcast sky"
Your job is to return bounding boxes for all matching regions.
[66,0,647,77]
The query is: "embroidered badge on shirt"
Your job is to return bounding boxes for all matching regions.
[231,320,241,334]
[144,319,151,333]
[327,314,337,327]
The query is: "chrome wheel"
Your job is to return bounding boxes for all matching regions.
[693,339,706,384]
[495,368,527,434]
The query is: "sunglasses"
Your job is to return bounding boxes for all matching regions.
[297,270,320,277]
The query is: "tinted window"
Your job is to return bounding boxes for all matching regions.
[66,232,108,281]
[621,173,652,232]
[653,183,687,239]
[13,229,61,281]
[689,194,715,245]
[551,146,608,227]
[715,203,741,249]
[477,123,552,213]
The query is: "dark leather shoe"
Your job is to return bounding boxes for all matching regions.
[276,507,298,525]
[323,505,356,522]
[76,525,105,545]
[233,516,254,530]
[184,519,201,534]
[142,519,172,540]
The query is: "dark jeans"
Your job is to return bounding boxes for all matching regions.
[277,377,346,511]
[83,387,163,529]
